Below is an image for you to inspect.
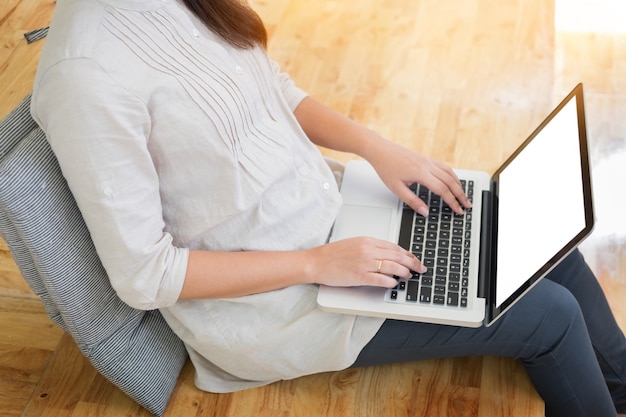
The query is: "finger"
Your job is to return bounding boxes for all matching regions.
[374,258,412,279]
[429,166,472,214]
[434,162,472,208]
[367,271,400,288]
[372,239,421,262]
[365,258,401,287]
[390,181,430,217]
[373,248,426,277]
[435,185,465,215]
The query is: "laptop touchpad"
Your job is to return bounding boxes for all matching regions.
[331,204,393,241]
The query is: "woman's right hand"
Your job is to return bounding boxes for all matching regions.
[306,237,426,288]
[181,237,424,301]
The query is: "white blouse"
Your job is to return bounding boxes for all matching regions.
[32,0,384,392]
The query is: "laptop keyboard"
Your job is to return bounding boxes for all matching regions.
[387,180,474,308]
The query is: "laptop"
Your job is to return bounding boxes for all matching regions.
[317,83,594,327]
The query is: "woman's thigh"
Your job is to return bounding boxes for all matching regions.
[350,260,618,416]
[351,278,582,366]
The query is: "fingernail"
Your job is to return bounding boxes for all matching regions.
[418,206,429,217]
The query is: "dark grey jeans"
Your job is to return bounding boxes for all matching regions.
[352,250,626,417]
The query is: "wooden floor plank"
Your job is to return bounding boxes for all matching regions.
[0,298,62,417]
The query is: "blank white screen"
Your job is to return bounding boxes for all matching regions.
[495,98,586,307]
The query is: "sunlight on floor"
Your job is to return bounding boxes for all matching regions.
[585,148,626,240]
[555,0,626,272]
[555,0,626,33]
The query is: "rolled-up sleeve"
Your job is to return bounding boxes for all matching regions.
[269,57,308,112]
[32,58,188,310]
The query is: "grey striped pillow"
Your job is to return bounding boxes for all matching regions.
[0,95,188,416]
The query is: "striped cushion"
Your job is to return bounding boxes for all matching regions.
[0,95,187,417]
[0,94,39,158]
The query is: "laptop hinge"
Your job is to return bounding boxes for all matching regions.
[477,190,497,300]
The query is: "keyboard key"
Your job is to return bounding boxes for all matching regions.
[419,286,432,303]
[407,280,419,301]
[447,292,459,306]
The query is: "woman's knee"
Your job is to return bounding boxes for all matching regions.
[509,280,587,358]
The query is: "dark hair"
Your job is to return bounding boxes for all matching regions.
[181,0,267,49]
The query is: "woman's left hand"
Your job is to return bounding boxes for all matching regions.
[292,96,471,214]
[364,140,472,216]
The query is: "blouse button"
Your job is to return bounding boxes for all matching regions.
[235,66,243,74]
[103,186,113,197]
[192,29,199,38]
[322,182,330,191]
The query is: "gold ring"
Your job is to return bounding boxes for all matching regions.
[376,259,383,274]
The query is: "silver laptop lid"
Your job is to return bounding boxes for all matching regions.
[483,83,594,325]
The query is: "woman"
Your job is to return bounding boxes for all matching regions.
[31,0,626,415]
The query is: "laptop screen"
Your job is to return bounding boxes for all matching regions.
[491,85,594,314]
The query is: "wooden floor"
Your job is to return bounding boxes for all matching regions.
[1,0,625,416]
